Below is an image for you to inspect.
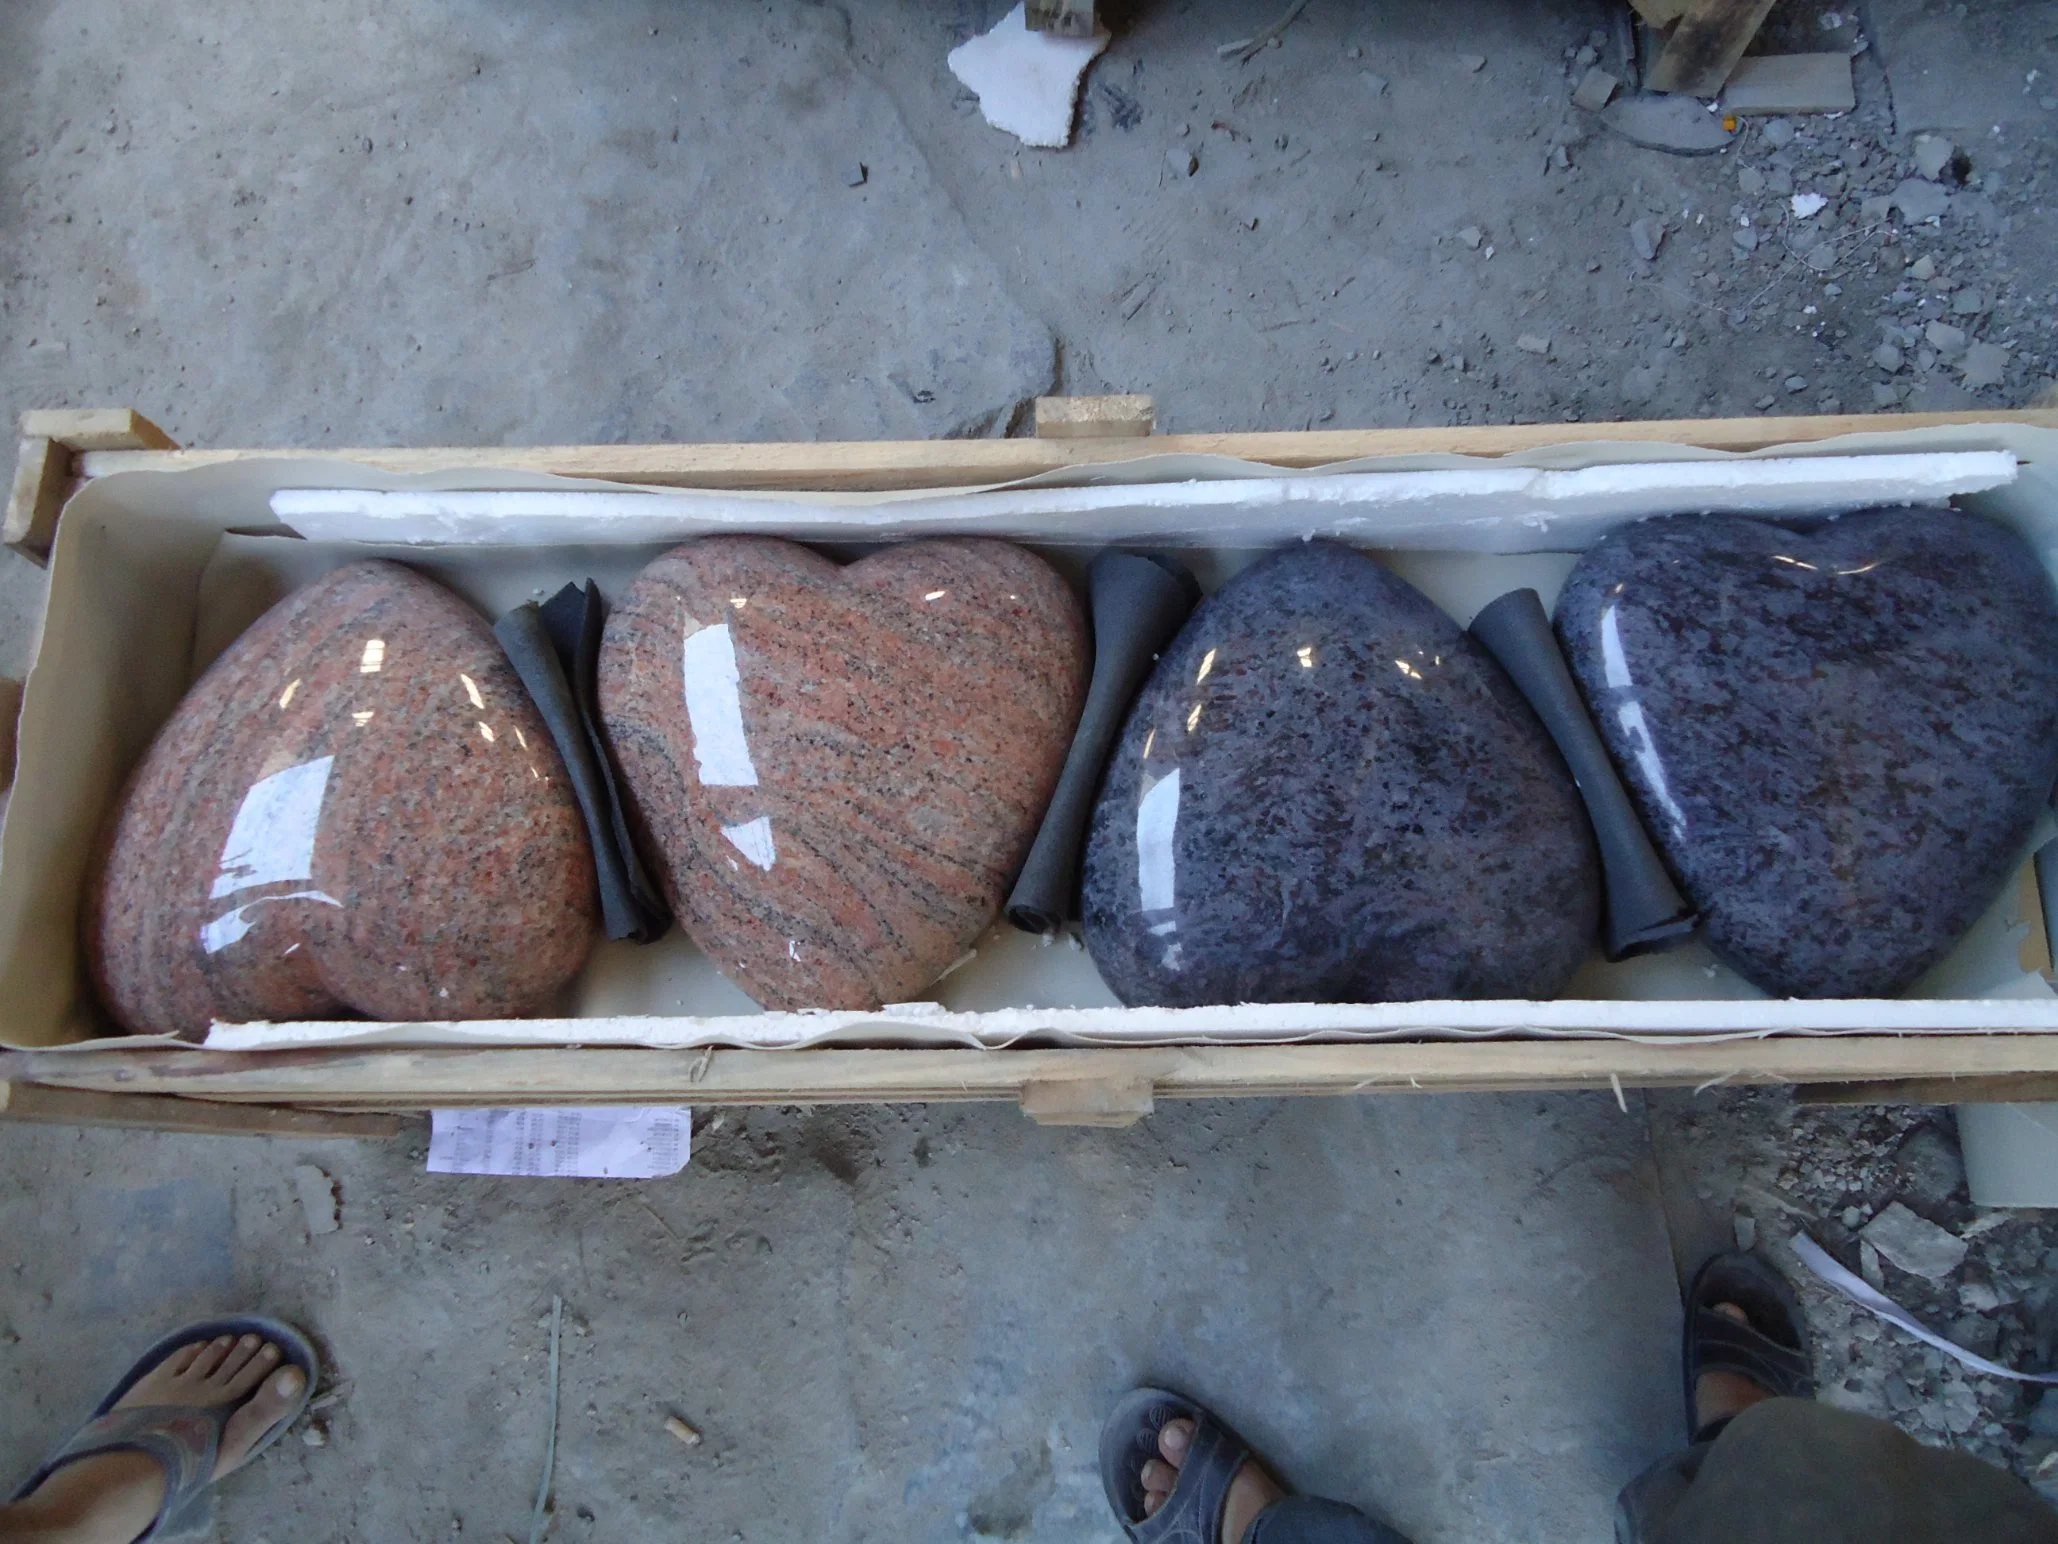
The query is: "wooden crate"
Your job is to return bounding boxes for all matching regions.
[7,402,2058,1138]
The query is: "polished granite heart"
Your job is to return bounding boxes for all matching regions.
[1556,507,2058,998]
[89,561,599,1036]
[1080,541,1600,1007]
[598,535,1087,1010]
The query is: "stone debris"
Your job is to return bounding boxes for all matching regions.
[1360,70,1389,96]
[1630,217,1666,261]
[1721,53,1856,116]
[1961,342,2010,390]
[844,163,868,188]
[1457,53,1486,72]
[1950,289,1986,315]
[1784,374,1808,392]
[1734,227,1759,253]
[1910,255,1937,281]
[1761,117,1797,149]
[1912,134,1957,181]
[1601,94,1737,154]
[1167,149,1197,177]
[293,1164,340,1235]
[1871,383,1902,407]
[1923,321,1968,358]
[1861,1202,1968,1280]
[1456,225,1484,249]
[1739,165,1765,195]
[1890,178,1950,223]
[1860,194,1893,222]
[1735,1214,1758,1251]
[1516,333,1551,355]
[1571,68,1618,112]
[1873,343,1904,372]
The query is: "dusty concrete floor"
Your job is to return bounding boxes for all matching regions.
[5,0,2058,1538]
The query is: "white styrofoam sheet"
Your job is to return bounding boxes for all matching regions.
[4,426,2057,1054]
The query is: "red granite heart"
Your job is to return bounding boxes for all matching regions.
[599,536,1088,1010]
[88,561,599,1036]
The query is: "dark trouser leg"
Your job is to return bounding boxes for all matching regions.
[1244,1495,1415,1544]
[1616,1397,2058,1544]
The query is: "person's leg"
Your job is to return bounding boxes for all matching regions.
[1141,1419,1413,1544]
[1635,1397,2058,1544]
[0,1332,305,1544]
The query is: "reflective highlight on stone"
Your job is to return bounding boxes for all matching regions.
[598,536,1087,1011]
[1080,541,1600,1006]
[88,561,599,1036]
[1556,508,2058,998]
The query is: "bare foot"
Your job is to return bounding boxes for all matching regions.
[0,1333,305,1544]
[1694,1302,1776,1433]
[1138,1417,1285,1544]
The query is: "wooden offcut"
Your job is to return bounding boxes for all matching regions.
[7,408,176,565]
[1034,393,1156,439]
[0,1079,409,1138]
[1649,0,1782,97]
[20,408,176,452]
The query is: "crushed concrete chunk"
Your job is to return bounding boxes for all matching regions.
[1873,343,1904,372]
[1951,288,1986,315]
[294,1164,340,1235]
[1913,134,1956,180]
[1891,178,1950,223]
[1516,333,1551,355]
[1924,321,1968,358]
[1571,67,1618,112]
[1630,217,1666,261]
[1961,342,2010,390]
[1722,53,1855,116]
[1861,1201,1967,1280]
[1457,53,1487,72]
[1456,225,1484,249]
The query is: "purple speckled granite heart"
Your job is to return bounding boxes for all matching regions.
[1557,507,2058,998]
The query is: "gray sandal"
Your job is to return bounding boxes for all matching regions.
[10,1315,319,1541]
[1100,1386,1275,1544]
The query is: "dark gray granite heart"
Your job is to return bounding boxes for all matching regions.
[1556,507,2058,998]
[1080,541,1600,1007]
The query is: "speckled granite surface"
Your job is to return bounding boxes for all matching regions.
[1080,541,1600,1007]
[89,560,599,1036]
[598,536,1086,1011]
[1557,508,2058,998]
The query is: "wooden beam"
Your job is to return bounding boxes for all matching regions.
[1020,1076,1155,1127]
[12,1036,2058,1112]
[68,410,2058,495]
[0,1079,410,1138]
[1649,0,1781,96]
[1035,395,1156,440]
[20,408,176,452]
[5,436,69,566]
[1797,1074,2058,1106]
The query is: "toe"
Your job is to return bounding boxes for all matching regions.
[1142,1489,1166,1517]
[1158,1418,1194,1466]
[189,1335,238,1379]
[221,1342,282,1399]
[1140,1458,1178,1494]
[211,1335,265,1385]
[165,1342,206,1377]
[215,1366,306,1479]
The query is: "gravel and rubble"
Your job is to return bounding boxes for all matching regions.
[1652,1088,2058,1500]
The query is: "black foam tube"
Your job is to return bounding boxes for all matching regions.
[1469,588,1697,961]
[496,583,672,944]
[1006,551,1201,935]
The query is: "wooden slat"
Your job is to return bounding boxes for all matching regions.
[1796,1074,2058,1106]
[1035,394,1155,440]
[0,1079,409,1137]
[72,411,2058,494]
[11,1036,2058,1112]
[4,436,69,565]
[1020,1076,1155,1126]
[20,408,176,452]
[1649,0,1782,96]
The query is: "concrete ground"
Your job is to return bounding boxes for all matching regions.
[4,0,2058,1539]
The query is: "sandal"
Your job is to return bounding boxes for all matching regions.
[1100,1386,1276,1544]
[10,1315,319,1540]
[1682,1253,1814,1444]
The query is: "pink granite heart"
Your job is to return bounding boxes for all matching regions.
[88,561,599,1036]
[598,536,1088,1010]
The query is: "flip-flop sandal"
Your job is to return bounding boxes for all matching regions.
[1682,1252,1814,1444]
[10,1315,320,1541]
[1100,1386,1277,1544]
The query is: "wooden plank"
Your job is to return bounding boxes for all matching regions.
[0,1079,409,1138]
[1797,1075,2058,1106]
[1020,1076,1155,1126]
[70,411,2058,494]
[1035,394,1155,439]
[4,436,69,565]
[1649,0,1782,96]
[13,1036,2058,1111]
[20,408,176,452]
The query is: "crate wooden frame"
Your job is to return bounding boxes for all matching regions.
[7,402,2058,1137]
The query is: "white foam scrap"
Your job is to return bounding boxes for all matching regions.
[1791,192,1828,219]
[948,2,1108,149]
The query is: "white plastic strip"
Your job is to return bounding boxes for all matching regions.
[269,452,2018,551]
[1790,1232,2058,1384]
